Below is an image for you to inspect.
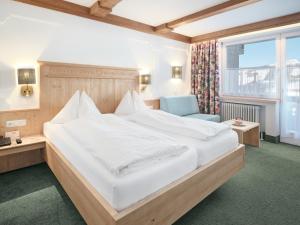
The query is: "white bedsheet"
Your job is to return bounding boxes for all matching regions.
[125,110,231,141]
[120,112,239,166]
[164,129,239,166]
[63,117,188,176]
[44,122,197,211]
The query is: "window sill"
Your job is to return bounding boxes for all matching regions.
[220,95,280,104]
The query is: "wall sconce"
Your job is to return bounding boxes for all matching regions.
[172,66,183,79]
[140,74,151,91]
[18,68,36,97]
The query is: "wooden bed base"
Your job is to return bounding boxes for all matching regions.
[44,140,245,225]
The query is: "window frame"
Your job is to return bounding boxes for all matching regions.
[220,34,281,99]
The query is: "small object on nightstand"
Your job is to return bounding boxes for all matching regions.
[0,137,11,147]
[233,117,243,126]
[16,138,22,144]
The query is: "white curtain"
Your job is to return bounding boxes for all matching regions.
[223,67,277,98]
[281,65,300,145]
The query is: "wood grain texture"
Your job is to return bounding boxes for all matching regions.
[116,145,245,225]
[99,0,122,9]
[90,3,111,18]
[14,0,191,43]
[39,61,139,123]
[0,135,45,156]
[225,120,260,147]
[12,0,300,43]
[0,135,45,173]
[90,0,121,17]
[191,11,300,43]
[45,140,117,225]
[144,99,160,109]
[154,24,174,34]
[0,109,41,137]
[155,0,259,32]
[45,137,245,225]
[243,126,260,147]
[0,61,139,137]
[0,149,44,173]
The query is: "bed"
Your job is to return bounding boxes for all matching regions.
[44,120,197,211]
[39,61,245,225]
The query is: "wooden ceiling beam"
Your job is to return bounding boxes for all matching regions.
[14,0,191,43]
[154,24,174,34]
[99,0,121,9]
[90,0,121,18]
[191,12,300,43]
[90,2,112,18]
[155,0,260,33]
[15,0,297,45]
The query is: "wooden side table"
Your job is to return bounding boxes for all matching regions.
[224,120,260,147]
[0,135,45,173]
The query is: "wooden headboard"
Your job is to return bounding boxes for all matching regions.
[39,61,139,123]
[0,61,139,136]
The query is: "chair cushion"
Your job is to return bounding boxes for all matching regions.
[184,113,220,122]
[160,95,200,116]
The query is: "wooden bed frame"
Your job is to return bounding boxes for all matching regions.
[39,61,245,225]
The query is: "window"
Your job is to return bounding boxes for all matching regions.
[222,39,278,98]
[221,30,300,145]
[286,36,300,98]
[221,29,300,145]
[281,34,300,145]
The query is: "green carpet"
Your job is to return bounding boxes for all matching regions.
[0,141,299,225]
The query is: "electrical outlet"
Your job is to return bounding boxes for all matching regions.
[6,119,27,128]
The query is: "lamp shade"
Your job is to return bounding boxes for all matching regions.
[18,68,36,84]
[172,66,182,79]
[140,74,151,85]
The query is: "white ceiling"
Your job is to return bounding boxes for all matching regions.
[175,0,300,36]
[65,0,300,37]
[112,0,227,26]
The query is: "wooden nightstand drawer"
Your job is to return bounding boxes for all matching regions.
[0,135,46,173]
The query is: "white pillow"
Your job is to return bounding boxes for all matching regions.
[115,91,135,115]
[78,91,102,118]
[132,91,148,111]
[51,90,80,124]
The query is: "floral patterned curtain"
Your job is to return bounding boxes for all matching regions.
[191,40,220,115]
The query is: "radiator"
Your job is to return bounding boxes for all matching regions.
[221,102,261,123]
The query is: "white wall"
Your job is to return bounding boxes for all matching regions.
[0,0,190,111]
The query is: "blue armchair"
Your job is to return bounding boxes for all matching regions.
[160,95,220,122]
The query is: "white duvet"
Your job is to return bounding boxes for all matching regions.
[125,110,230,141]
[62,115,189,176]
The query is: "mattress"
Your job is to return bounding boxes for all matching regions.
[44,122,197,211]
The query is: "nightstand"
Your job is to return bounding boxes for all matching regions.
[223,120,260,147]
[0,135,46,173]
